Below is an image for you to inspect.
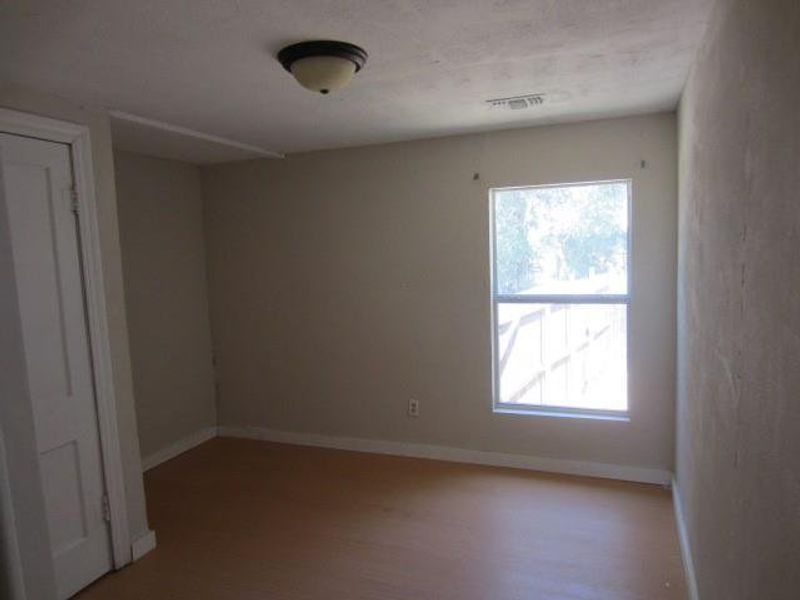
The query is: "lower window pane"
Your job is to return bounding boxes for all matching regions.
[495,303,627,411]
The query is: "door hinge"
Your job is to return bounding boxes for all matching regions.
[70,187,79,215]
[102,494,111,523]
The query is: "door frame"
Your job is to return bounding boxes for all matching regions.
[0,107,131,569]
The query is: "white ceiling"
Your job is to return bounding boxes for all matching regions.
[1,0,714,162]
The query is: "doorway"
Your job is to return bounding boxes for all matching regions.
[0,110,130,599]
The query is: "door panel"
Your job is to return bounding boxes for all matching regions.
[0,133,112,599]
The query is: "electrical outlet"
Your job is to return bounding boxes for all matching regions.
[408,398,420,417]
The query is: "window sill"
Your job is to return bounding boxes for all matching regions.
[493,406,630,422]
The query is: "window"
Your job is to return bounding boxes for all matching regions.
[490,180,630,417]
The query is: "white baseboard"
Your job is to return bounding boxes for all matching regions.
[672,478,700,600]
[130,529,157,562]
[142,426,217,471]
[217,425,672,485]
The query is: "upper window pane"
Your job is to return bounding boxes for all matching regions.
[493,182,629,295]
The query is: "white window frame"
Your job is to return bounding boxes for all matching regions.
[489,179,632,420]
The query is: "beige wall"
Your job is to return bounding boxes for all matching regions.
[115,151,217,460]
[676,0,800,597]
[0,85,150,594]
[203,113,677,471]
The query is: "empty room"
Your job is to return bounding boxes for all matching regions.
[1,1,797,599]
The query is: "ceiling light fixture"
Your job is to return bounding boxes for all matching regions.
[277,40,368,95]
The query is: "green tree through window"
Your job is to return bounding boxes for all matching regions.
[494,183,628,295]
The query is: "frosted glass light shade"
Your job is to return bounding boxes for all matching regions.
[278,41,367,95]
[290,56,357,94]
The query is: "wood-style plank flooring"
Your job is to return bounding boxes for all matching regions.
[76,437,687,599]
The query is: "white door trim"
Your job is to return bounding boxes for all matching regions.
[0,107,131,569]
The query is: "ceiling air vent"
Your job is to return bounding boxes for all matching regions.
[486,94,545,110]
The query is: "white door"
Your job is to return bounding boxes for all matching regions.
[0,133,113,599]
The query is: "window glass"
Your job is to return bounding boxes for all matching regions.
[493,182,629,296]
[491,181,630,414]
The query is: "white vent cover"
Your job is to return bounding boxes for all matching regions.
[486,94,545,110]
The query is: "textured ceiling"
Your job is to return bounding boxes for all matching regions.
[1,0,714,161]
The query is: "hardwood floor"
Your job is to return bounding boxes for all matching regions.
[77,437,687,599]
